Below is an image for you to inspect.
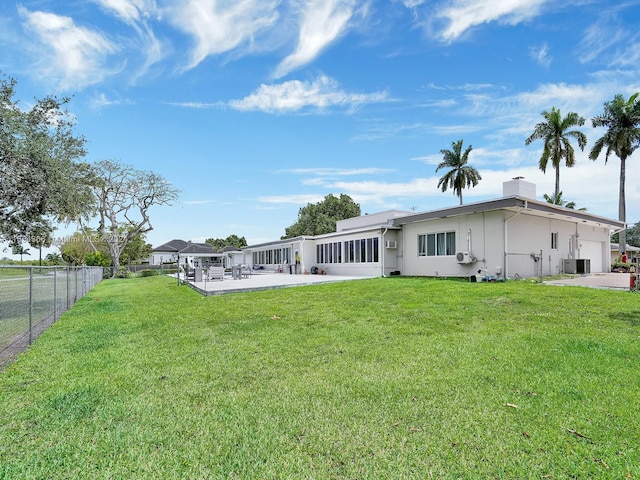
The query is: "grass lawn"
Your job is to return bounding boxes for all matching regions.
[0,276,639,479]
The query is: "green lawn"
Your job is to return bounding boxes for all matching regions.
[0,276,639,479]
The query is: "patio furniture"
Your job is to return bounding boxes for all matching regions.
[241,265,252,278]
[207,266,225,281]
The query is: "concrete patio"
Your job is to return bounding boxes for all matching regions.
[176,271,375,295]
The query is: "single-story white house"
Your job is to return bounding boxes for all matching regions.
[610,244,640,264]
[242,178,625,279]
[150,239,226,269]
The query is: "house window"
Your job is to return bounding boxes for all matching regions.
[316,242,343,263]
[418,234,427,256]
[551,232,559,250]
[418,232,456,257]
[340,237,379,263]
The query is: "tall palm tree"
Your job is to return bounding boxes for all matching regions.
[525,107,587,199]
[12,245,31,262]
[589,92,640,255]
[543,191,586,211]
[436,139,481,205]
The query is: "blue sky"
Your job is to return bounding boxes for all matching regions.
[1,0,640,258]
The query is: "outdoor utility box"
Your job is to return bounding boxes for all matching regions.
[564,259,591,274]
[194,268,203,282]
[232,265,241,279]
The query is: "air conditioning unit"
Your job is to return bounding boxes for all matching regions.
[456,251,476,264]
[385,240,397,249]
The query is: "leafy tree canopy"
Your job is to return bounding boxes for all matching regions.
[59,226,152,266]
[205,234,248,251]
[0,73,94,245]
[85,251,111,267]
[60,231,95,266]
[543,191,586,211]
[611,222,640,247]
[282,194,361,239]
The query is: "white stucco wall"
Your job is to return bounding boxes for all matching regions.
[399,210,612,278]
[400,212,505,278]
[505,215,610,276]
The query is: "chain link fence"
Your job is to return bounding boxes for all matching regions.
[0,266,103,369]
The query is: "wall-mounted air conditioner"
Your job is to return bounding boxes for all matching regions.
[456,251,476,264]
[385,240,397,249]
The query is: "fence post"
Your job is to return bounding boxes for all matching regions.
[66,266,70,309]
[28,267,33,345]
[53,267,58,322]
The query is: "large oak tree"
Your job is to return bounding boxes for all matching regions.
[87,160,179,276]
[0,74,93,245]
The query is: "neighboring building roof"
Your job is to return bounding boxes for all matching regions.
[152,239,189,252]
[219,245,242,253]
[337,209,413,232]
[611,244,640,252]
[392,196,625,230]
[178,243,218,255]
[153,239,224,257]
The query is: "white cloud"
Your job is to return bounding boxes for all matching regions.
[435,0,549,42]
[168,101,226,109]
[91,92,134,108]
[164,0,279,71]
[228,75,389,113]
[93,0,158,23]
[257,194,327,205]
[183,200,217,205]
[281,167,393,176]
[18,7,120,90]
[579,20,628,65]
[399,0,426,7]
[529,43,551,68]
[610,38,640,69]
[92,0,165,82]
[273,0,355,78]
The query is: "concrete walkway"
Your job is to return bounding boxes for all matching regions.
[175,271,636,295]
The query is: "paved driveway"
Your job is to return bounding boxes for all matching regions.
[543,272,633,291]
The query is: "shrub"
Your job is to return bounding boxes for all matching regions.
[114,267,132,278]
[611,261,631,272]
[139,269,159,277]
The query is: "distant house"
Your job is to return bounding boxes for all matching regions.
[149,239,189,265]
[242,178,625,279]
[150,239,224,268]
[610,244,640,264]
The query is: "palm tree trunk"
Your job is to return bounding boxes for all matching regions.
[619,155,627,256]
[554,166,560,199]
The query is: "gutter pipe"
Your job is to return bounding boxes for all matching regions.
[503,200,527,278]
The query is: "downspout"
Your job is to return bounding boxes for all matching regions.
[503,200,527,278]
[381,228,388,277]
